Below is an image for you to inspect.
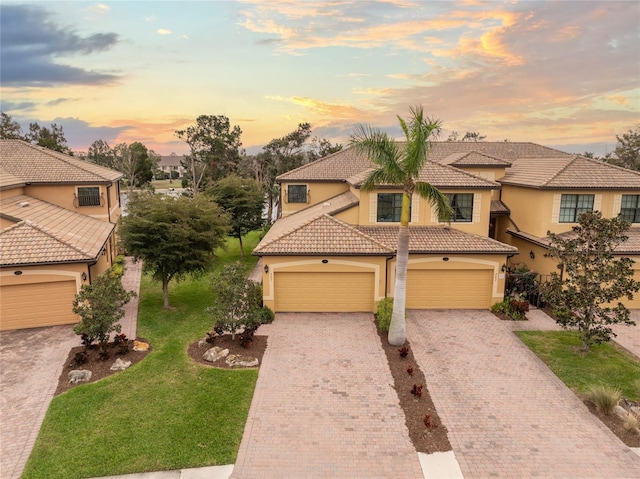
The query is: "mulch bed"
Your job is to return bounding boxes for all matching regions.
[56,339,151,396]
[188,334,267,369]
[583,399,640,447]
[376,324,452,453]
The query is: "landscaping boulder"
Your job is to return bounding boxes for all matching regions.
[203,346,229,363]
[110,358,132,371]
[225,354,258,368]
[69,370,92,384]
[133,340,150,352]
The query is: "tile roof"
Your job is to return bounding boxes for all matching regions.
[0,169,26,190]
[490,200,511,215]
[507,228,640,254]
[439,151,512,167]
[427,141,572,162]
[357,226,518,254]
[255,214,393,255]
[0,139,122,184]
[0,194,114,266]
[500,156,640,189]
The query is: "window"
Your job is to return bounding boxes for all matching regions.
[287,185,307,203]
[77,187,101,207]
[377,193,407,222]
[620,195,640,223]
[444,193,473,222]
[559,194,594,223]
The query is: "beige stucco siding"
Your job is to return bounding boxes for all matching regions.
[24,183,117,222]
[261,255,387,312]
[280,181,349,217]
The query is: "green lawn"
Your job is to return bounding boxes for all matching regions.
[516,330,640,400]
[22,232,262,479]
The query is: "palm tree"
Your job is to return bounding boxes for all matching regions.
[350,106,451,346]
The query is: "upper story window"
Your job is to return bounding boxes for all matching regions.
[559,194,594,223]
[377,193,408,222]
[287,184,307,203]
[444,193,473,222]
[77,186,101,207]
[620,195,640,223]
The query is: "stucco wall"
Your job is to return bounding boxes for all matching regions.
[280,181,349,216]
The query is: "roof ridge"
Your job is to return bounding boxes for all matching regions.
[578,155,640,176]
[323,215,394,252]
[539,155,576,186]
[430,161,500,187]
[22,219,93,258]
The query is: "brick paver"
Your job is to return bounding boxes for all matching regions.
[616,311,640,358]
[408,310,640,478]
[231,313,423,479]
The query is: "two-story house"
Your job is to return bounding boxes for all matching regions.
[0,140,123,330]
[253,141,640,313]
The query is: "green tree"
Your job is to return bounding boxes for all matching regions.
[543,211,639,351]
[113,142,156,193]
[72,268,136,347]
[26,121,72,154]
[175,115,243,194]
[0,111,24,139]
[206,262,262,340]
[207,175,264,257]
[605,125,640,171]
[447,130,486,142]
[350,105,451,346]
[86,139,114,168]
[119,192,229,308]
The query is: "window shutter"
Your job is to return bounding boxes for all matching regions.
[411,195,419,223]
[551,194,561,223]
[593,194,602,213]
[369,193,377,223]
[472,193,481,223]
[613,194,622,216]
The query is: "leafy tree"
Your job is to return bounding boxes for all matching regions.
[72,268,136,347]
[207,175,264,257]
[307,136,343,162]
[447,131,486,142]
[206,262,262,340]
[350,106,451,346]
[86,139,114,168]
[1,111,24,139]
[605,125,640,171]
[26,121,72,154]
[119,192,229,308]
[175,115,243,194]
[113,142,156,193]
[543,211,639,351]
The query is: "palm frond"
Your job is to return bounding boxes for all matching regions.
[415,182,452,222]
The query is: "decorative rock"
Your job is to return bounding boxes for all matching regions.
[110,358,132,371]
[225,354,259,368]
[198,337,208,347]
[69,370,92,384]
[613,405,629,420]
[203,347,229,363]
[133,340,150,351]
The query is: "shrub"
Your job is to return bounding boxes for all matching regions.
[491,297,529,320]
[398,346,409,358]
[376,298,393,332]
[586,384,621,415]
[71,351,88,366]
[257,306,275,324]
[622,412,639,432]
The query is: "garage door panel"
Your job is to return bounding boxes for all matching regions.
[406,269,492,309]
[275,272,374,312]
[1,281,78,330]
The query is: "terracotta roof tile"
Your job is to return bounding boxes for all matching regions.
[507,227,640,254]
[441,151,512,167]
[0,139,122,184]
[491,200,511,215]
[1,194,114,266]
[501,156,640,189]
[357,226,518,254]
[0,168,26,190]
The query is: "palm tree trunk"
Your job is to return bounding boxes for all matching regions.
[389,193,411,346]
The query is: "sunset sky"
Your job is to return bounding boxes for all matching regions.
[1,0,639,156]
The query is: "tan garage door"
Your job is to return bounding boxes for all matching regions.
[275,272,375,312]
[406,269,493,309]
[621,270,640,309]
[0,281,78,330]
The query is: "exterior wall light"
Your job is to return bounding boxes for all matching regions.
[529,250,535,259]
[14,270,22,275]
[442,257,449,261]
[501,264,507,272]
[81,272,87,281]
[264,265,269,273]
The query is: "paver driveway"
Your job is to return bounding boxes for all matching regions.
[408,310,640,478]
[0,325,77,479]
[231,313,424,479]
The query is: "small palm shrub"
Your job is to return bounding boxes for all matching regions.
[376,298,393,331]
[586,384,621,415]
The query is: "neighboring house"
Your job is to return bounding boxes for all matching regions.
[0,140,123,330]
[158,155,185,178]
[253,141,640,313]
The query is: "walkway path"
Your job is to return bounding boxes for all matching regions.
[407,310,639,478]
[231,313,424,478]
[0,258,142,479]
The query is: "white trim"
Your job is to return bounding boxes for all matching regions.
[264,259,382,301]
[551,194,561,224]
[369,193,377,223]
[0,269,83,292]
[390,256,503,300]
[593,194,602,212]
[613,194,622,216]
